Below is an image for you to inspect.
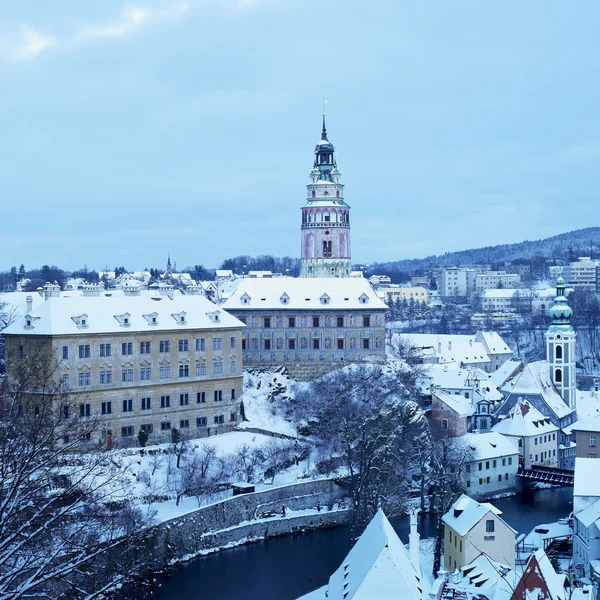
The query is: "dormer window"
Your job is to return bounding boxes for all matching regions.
[171,311,187,325]
[280,293,290,305]
[320,293,330,305]
[240,293,251,305]
[72,314,89,329]
[206,310,221,324]
[143,312,159,326]
[359,293,369,305]
[114,313,131,328]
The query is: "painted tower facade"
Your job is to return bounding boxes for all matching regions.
[546,275,577,410]
[300,116,351,278]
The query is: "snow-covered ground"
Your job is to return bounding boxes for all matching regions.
[238,368,301,437]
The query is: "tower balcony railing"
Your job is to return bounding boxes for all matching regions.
[301,222,349,228]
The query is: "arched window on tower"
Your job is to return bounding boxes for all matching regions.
[323,240,332,258]
[336,190,339,198]
[555,368,562,383]
[312,190,315,198]
[556,345,563,359]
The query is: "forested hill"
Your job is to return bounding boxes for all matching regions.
[367,227,600,278]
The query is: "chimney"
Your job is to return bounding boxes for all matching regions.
[409,509,421,575]
[448,341,452,350]
[26,296,33,312]
[438,342,442,353]
[469,339,473,347]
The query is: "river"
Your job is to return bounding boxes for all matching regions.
[149,487,573,600]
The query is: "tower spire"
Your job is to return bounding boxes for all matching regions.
[321,112,328,141]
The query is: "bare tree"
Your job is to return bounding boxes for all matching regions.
[234,444,266,483]
[0,341,151,599]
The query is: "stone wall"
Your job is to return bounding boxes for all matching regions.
[154,479,348,561]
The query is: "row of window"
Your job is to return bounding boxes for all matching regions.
[466,473,510,487]
[87,390,236,416]
[532,449,557,461]
[533,433,557,445]
[61,337,235,361]
[243,338,373,351]
[120,414,237,436]
[467,456,513,472]
[246,316,372,329]
[67,361,237,388]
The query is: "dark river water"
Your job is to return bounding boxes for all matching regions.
[150,487,573,600]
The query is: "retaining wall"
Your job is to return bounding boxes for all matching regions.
[155,478,348,560]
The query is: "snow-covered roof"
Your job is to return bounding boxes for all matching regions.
[397,334,491,366]
[424,364,490,391]
[442,494,508,537]
[571,414,600,433]
[575,498,600,527]
[433,389,474,418]
[463,432,519,462]
[492,400,559,438]
[504,549,566,600]
[453,554,511,593]
[501,361,572,420]
[575,391,600,422]
[574,458,600,499]
[3,295,244,336]
[481,288,520,299]
[222,277,386,311]
[489,358,523,389]
[327,509,424,600]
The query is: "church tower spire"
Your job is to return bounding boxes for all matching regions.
[300,111,351,278]
[546,274,577,410]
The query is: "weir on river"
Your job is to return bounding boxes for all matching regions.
[147,487,573,600]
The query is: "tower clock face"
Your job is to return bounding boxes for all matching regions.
[323,190,329,196]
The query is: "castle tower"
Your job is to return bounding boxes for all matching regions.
[300,114,351,278]
[546,275,577,410]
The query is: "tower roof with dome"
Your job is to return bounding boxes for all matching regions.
[547,274,574,333]
[311,114,338,183]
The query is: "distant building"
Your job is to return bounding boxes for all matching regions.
[443,494,516,571]
[222,277,386,380]
[378,286,428,304]
[563,257,598,290]
[474,271,521,293]
[480,289,532,313]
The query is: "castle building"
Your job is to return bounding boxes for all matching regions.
[3,295,244,445]
[545,275,577,411]
[222,277,386,380]
[222,115,386,380]
[300,115,351,278]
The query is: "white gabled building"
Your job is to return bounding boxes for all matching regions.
[462,432,519,497]
[298,509,425,600]
[443,494,516,571]
[573,457,600,585]
[492,399,559,470]
[396,332,513,373]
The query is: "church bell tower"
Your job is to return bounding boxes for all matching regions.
[300,113,351,278]
[546,275,577,410]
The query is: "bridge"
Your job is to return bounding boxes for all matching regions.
[517,465,574,486]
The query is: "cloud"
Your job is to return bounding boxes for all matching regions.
[74,3,190,42]
[0,25,57,61]
[0,2,191,62]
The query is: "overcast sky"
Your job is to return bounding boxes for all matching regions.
[1,1,600,272]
